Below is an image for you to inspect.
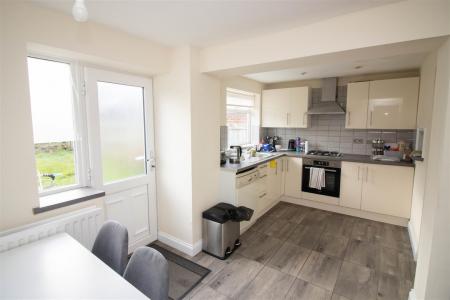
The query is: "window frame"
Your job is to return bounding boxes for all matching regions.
[226,88,260,148]
[27,54,91,197]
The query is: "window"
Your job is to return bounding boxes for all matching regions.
[226,89,260,147]
[27,57,86,194]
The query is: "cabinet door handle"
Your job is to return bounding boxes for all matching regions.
[260,174,267,179]
[357,166,360,181]
[365,166,369,182]
[286,160,289,172]
[303,112,307,125]
[259,193,267,198]
[347,111,351,126]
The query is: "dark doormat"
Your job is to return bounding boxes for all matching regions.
[148,243,211,300]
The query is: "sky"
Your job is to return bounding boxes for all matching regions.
[27,57,75,144]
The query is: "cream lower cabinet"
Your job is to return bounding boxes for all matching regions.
[361,164,414,218]
[340,162,363,209]
[267,158,283,202]
[283,157,303,198]
[340,162,414,218]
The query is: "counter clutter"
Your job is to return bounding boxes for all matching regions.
[221,151,414,173]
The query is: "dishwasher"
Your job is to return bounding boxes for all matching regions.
[235,166,267,233]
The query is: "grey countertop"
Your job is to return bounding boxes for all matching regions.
[221,151,415,173]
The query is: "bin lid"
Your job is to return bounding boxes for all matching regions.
[202,205,231,224]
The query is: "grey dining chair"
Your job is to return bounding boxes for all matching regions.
[123,247,169,300]
[92,220,129,275]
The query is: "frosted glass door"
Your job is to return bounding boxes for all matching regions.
[97,82,146,183]
[85,67,157,250]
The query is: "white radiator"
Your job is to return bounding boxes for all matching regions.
[0,206,104,252]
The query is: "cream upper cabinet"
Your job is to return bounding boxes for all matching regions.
[289,87,310,128]
[262,88,290,127]
[361,164,414,218]
[262,87,310,128]
[340,162,363,209]
[346,82,369,129]
[367,77,419,129]
[345,77,419,129]
[283,157,303,199]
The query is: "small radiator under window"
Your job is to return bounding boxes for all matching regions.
[0,206,104,252]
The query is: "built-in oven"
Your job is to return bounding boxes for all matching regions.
[301,158,341,198]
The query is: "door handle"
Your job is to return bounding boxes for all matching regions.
[303,112,307,125]
[259,193,267,198]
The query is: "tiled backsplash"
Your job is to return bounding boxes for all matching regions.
[262,115,416,155]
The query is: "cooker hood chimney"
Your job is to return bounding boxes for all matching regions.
[307,77,345,115]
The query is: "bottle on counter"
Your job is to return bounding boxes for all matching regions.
[295,137,302,152]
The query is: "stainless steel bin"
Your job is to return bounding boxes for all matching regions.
[202,203,253,259]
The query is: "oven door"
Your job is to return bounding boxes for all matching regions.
[301,165,341,198]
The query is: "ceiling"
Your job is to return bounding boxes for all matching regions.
[31,0,400,47]
[243,53,427,83]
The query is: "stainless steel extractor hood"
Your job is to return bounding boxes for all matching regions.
[307,77,345,115]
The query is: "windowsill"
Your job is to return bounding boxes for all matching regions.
[33,187,105,214]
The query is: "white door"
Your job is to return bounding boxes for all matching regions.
[85,68,157,252]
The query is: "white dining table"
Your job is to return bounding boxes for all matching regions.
[0,233,148,299]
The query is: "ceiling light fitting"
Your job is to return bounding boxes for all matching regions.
[72,0,88,22]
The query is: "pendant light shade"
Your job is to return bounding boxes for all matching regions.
[72,0,88,22]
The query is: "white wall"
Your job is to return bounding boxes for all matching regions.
[413,37,450,300]
[153,47,194,245]
[0,2,169,231]
[409,52,437,257]
[154,47,221,250]
[190,49,221,244]
[200,0,450,74]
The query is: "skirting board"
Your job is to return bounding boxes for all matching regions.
[281,196,409,227]
[408,289,416,300]
[157,231,202,257]
[408,221,419,261]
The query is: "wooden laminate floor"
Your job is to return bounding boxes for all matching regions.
[158,201,416,300]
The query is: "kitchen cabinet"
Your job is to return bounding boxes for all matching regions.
[346,82,369,129]
[367,77,419,129]
[340,162,363,209]
[361,164,414,218]
[267,158,283,204]
[262,87,310,128]
[345,77,419,129]
[339,162,414,218]
[283,157,303,199]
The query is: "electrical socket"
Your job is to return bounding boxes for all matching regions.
[353,138,364,144]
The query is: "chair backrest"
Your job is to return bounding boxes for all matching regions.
[123,247,169,300]
[91,220,128,275]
